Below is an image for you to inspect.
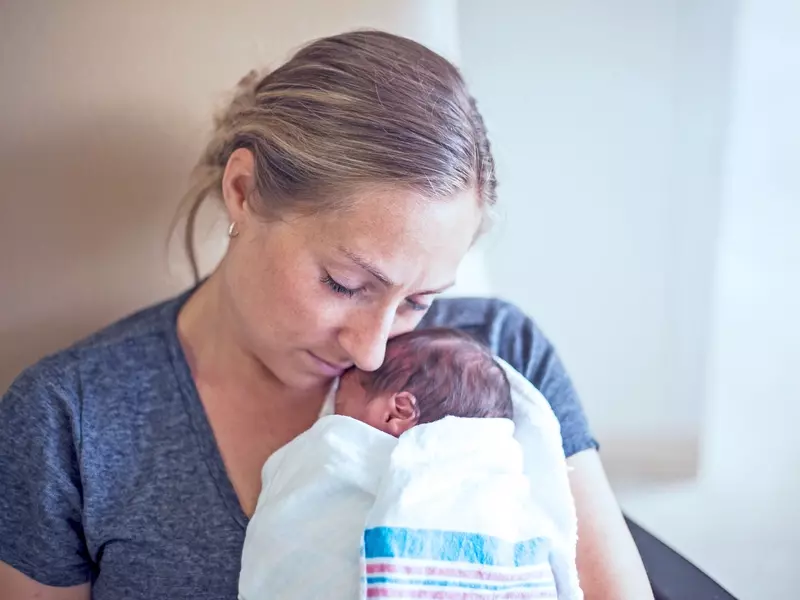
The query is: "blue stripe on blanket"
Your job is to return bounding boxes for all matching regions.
[363,527,551,567]
[365,576,554,590]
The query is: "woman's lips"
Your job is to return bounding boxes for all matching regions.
[307,351,352,377]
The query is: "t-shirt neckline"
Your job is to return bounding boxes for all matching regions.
[162,284,251,529]
[158,283,342,530]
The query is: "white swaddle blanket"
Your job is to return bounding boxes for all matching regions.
[238,360,582,600]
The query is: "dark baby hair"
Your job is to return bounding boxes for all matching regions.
[358,328,513,424]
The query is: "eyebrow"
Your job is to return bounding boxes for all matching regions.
[340,247,395,287]
[339,247,455,295]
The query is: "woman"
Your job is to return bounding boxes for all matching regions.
[0,31,652,599]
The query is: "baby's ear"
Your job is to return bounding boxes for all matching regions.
[386,391,418,436]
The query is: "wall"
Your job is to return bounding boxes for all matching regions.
[666,0,736,463]
[698,0,800,592]
[702,0,800,502]
[0,0,461,393]
[620,1,800,597]
[458,1,733,469]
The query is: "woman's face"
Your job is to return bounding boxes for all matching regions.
[221,182,482,391]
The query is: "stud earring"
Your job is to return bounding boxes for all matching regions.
[227,222,239,238]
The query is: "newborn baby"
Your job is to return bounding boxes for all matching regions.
[333,327,514,434]
[239,328,572,600]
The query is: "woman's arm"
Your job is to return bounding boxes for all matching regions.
[0,563,90,600]
[567,449,654,599]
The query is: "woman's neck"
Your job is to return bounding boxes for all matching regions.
[177,271,326,408]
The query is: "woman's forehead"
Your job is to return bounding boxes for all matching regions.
[314,187,481,256]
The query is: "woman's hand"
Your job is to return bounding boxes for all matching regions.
[567,449,655,599]
[0,562,89,600]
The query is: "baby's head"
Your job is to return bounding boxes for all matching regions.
[335,328,512,437]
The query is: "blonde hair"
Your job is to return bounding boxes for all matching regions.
[179,30,497,281]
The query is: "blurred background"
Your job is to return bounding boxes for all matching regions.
[1,1,797,597]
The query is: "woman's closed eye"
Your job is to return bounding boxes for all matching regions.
[321,273,431,312]
[321,273,361,298]
[405,298,430,312]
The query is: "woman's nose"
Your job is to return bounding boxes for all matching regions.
[338,306,395,372]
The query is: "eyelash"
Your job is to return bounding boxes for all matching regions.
[406,299,430,312]
[321,274,360,298]
[321,274,430,312]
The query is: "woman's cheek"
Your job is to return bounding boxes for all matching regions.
[293,284,350,333]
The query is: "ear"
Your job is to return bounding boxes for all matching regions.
[385,391,419,437]
[221,147,257,228]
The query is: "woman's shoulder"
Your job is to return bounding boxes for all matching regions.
[0,288,204,589]
[2,290,189,412]
[70,289,189,356]
[422,297,598,457]
[420,296,543,360]
[421,296,526,330]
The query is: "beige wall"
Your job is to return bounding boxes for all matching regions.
[0,0,458,392]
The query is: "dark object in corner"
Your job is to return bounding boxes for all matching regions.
[626,517,738,600]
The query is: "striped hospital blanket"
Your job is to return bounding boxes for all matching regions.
[363,527,558,599]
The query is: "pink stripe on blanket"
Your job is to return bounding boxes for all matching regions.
[366,563,551,582]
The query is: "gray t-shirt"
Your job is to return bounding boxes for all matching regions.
[0,289,597,599]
